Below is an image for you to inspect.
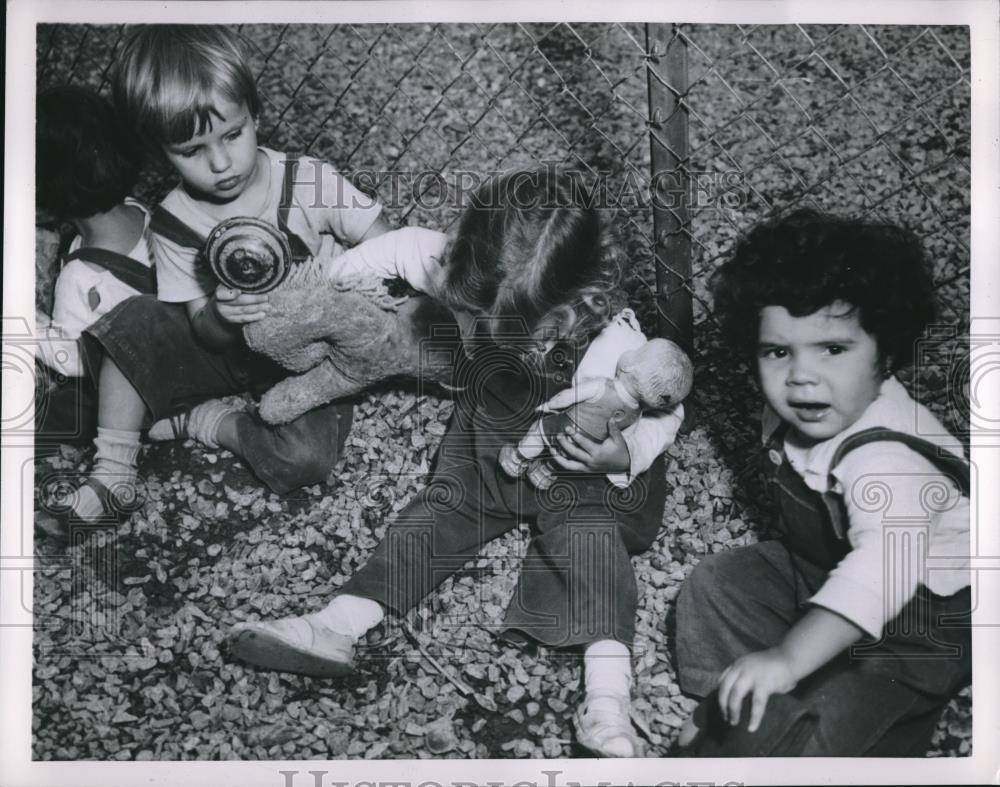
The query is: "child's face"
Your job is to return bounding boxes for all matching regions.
[757,301,883,445]
[162,94,260,203]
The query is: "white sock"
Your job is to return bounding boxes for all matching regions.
[581,639,635,757]
[74,427,141,519]
[308,594,385,641]
[584,639,632,699]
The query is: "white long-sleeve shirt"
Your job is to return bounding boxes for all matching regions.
[325,227,684,488]
[764,377,970,639]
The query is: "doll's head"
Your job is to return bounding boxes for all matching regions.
[712,208,936,443]
[617,338,693,410]
[436,167,621,356]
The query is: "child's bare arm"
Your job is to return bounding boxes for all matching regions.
[551,418,631,474]
[717,607,864,733]
[555,404,684,485]
[186,287,270,349]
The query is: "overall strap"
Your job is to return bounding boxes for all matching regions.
[277,156,316,262]
[64,247,157,295]
[149,205,208,250]
[829,427,970,497]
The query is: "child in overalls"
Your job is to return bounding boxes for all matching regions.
[34,85,155,453]
[227,169,687,757]
[675,209,971,756]
[41,25,393,529]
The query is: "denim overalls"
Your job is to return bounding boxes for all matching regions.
[677,426,972,755]
[81,158,354,494]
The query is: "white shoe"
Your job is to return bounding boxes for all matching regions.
[228,614,356,678]
[573,691,646,757]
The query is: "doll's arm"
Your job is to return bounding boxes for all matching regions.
[606,403,684,488]
[323,227,448,296]
[537,378,607,413]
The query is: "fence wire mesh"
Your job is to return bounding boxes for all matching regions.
[28,20,974,761]
[36,20,971,482]
[657,24,970,448]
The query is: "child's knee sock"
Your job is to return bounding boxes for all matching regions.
[308,594,385,641]
[74,427,142,518]
[584,639,632,699]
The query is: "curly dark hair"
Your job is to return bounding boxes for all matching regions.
[36,85,141,220]
[711,208,937,371]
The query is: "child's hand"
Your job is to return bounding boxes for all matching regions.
[717,648,797,733]
[551,418,630,474]
[214,284,271,324]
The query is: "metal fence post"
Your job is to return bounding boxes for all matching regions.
[645,23,692,353]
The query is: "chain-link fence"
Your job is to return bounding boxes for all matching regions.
[37,23,665,318]
[30,20,974,760]
[36,20,971,479]
[652,24,970,452]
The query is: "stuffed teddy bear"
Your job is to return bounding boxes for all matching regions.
[498,336,693,490]
[243,264,459,425]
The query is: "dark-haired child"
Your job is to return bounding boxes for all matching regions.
[228,168,687,758]
[676,209,971,756]
[34,85,155,448]
[42,26,394,527]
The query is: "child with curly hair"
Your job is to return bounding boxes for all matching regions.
[228,168,689,758]
[34,85,154,450]
[40,25,396,530]
[675,209,971,756]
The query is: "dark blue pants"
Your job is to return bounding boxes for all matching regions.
[676,540,971,755]
[340,395,667,648]
[82,295,353,495]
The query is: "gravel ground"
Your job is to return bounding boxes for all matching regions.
[32,23,971,760]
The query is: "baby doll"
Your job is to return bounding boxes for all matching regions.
[499,337,693,490]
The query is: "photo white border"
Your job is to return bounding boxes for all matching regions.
[4,1,998,785]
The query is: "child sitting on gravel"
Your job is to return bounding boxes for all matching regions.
[675,209,971,756]
[38,25,394,532]
[227,168,689,758]
[34,85,155,450]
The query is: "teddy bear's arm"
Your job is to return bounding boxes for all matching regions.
[279,341,331,373]
[257,359,367,425]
